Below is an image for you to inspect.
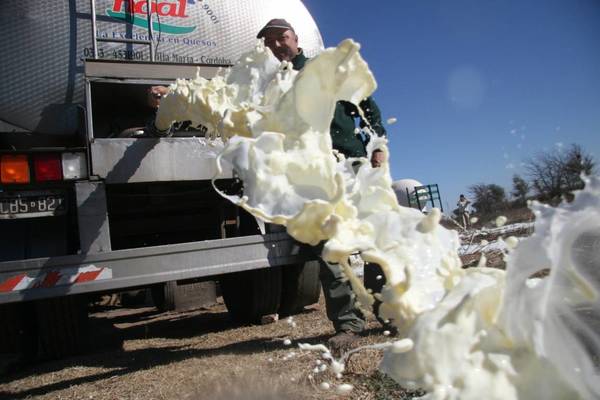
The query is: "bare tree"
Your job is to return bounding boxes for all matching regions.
[468,183,507,215]
[511,174,530,206]
[525,144,595,202]
[563,144,595,190]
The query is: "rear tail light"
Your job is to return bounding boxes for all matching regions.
[0,152,88,183]
[62,152,88,180]
[34,153,62,181]
[1,155,30,183]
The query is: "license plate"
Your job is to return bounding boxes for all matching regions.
[0,193,66,219]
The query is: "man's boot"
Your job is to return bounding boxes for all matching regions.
[327,330,360,355]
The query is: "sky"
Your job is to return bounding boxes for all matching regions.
[301,0,600,212]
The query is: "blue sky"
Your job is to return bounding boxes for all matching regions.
[302,0,600,212]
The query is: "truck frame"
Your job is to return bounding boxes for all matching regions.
[0,0,322,362]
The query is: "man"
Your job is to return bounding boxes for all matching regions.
[258,19,388,350]
[258,19,387,159]
[457,194,471,229]
[370,148,385,168]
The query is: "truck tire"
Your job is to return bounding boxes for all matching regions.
[151,281,177,312]
[35,295,89,360]
[279,261,321,316]
[221,267,282,324]
[120,290,149,307]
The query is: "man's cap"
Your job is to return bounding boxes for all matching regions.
[257,18,295,38]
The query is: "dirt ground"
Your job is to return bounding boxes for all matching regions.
[0,209,536,400]
[0,295,422,400]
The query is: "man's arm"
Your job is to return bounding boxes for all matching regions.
[358,97,387,137]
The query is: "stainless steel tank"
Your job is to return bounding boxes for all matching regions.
[0,0,323,135]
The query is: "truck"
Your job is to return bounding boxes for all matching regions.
[0,0,323,362]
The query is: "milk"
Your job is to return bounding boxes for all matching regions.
[155,39,600,399]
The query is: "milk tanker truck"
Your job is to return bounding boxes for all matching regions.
[0,0,323,361]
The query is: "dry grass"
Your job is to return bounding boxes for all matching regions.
[468,207,535,229]
[0,211,538,400]
[460,250,507,270]
[0,297,423,400]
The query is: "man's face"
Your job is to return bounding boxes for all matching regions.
[371,150,385,168]
[262,28,299,62]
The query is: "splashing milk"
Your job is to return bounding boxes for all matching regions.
[156,39,600,399]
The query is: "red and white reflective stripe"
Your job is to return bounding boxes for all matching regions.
[0,274,34,292]
[0,265,112,293]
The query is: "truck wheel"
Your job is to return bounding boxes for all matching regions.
[120,290,149,307]
[279,261,321,316]
[151,281,177,312]
[221,267,282,324]
[35,295,89,360]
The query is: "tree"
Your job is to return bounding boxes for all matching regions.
[511,174,530,206]
[468,183,507,215]
[563,144,595,190]
[525,144,595,202]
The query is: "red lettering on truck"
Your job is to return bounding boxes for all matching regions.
[112,0,188,18]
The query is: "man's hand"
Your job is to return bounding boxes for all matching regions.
[147,86,169,108]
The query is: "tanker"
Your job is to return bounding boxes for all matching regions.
[0,0,323,362]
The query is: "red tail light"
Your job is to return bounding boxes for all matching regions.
[34,154,62,181]
[1,155,30,183]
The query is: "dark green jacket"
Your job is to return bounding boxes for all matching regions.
[292,51,387,158]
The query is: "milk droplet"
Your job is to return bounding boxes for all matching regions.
[386,117,397,125]
[319,382,331,390]
[470,217,479,224]
[283,339,292,346]
[331,360,345,374]
[495,215,508,227]
[336,383,354,394]
[477,254,487,268]
[376,275,383,280]
[391,338,414,353]
[383,330,391,336]
[505,236,519,249]
[417,208,441,233]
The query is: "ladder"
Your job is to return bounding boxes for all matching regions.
[407,184,444,212]
[89,0,156,61]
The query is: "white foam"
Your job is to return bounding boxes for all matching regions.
[336,383,354,394]
[155,39,600,400]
